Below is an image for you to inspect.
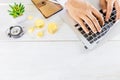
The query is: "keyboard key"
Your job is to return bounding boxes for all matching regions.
[111,16,116,20]
[83,34,88,38]
[78,27,83,32]
[87,36,93,41]
[100,10,103,13]
[101,32,106,37]
[97,35,101,39]
[103,12,106,16]
[93,38,98,42]
[113,20,116,23]
[92,34,97,37]
[109,19,112,22]
[90,40,94,44]
[75,8,116,44]
[75,24,79,27]
[102,28,106,32]
[81,31,85,34]
[113,7,115,10]
[96,32,100,35]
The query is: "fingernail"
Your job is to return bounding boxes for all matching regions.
[86,31,89,34]
[99,29,101,32]
[103,10,106,13]
[106,18,108,22]
[94,31,97,33]
[86,32,89,34]
[85,31,89,34]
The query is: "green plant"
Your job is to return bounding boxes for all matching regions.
[8,3,25,18]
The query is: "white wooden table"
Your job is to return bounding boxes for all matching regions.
[0,0,120,80]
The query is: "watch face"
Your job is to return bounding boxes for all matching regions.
[11,26,21,36]
[7,26,24,38]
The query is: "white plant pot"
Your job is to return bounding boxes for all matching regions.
[13,14,27,23]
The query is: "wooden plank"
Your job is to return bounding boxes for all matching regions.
[0,41,119,79]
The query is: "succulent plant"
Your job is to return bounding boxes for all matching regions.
[8,3,25,18]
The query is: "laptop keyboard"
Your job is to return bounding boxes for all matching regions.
[75,8,116,44]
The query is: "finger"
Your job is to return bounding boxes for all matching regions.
[81,15,97,33]
[88,12,102,32]
[91,7,105,26]
[74,17,89,34]
[106,1,114,21]
[66,10,89,33]
[100,0,107,13]
[115,0,120,20]
[65,2,69,9]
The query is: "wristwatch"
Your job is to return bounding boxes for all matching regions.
[7,25,24,38]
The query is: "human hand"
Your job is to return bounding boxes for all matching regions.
[65,0,104,34]
[100,0,120,21]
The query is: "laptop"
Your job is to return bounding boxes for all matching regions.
[60,0,120,50]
